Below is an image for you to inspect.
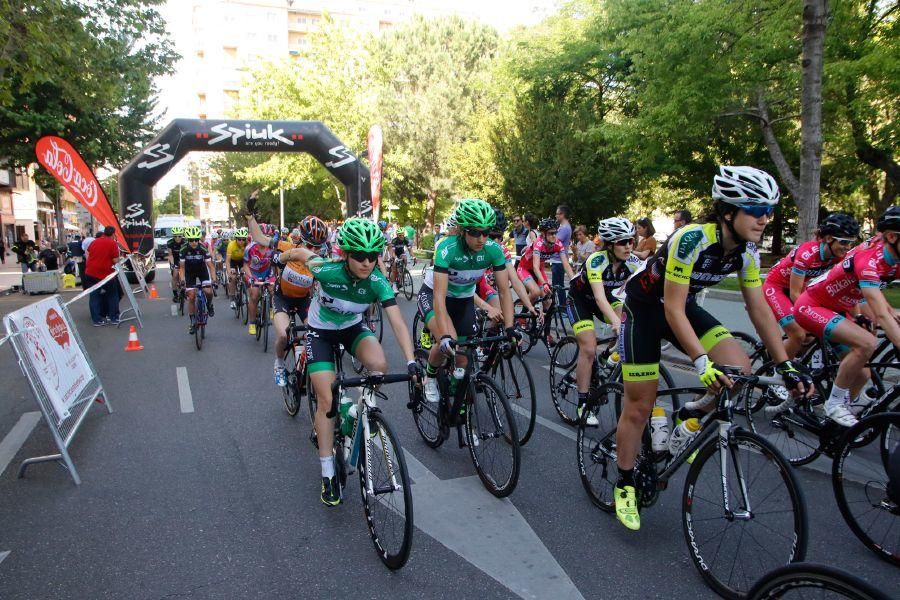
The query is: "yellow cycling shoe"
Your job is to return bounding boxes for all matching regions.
[248,324,257,336]
[614,485,641,531]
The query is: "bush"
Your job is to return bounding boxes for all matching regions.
[420,233,435,250]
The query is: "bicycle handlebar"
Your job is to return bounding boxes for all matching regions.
[326,372,412,418]
[450,334,513,349]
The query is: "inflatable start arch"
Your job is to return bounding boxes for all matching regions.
[118,119,371,255]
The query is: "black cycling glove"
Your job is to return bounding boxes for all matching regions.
[776,360,811,393]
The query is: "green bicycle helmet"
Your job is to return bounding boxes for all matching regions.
[454,198,496,230]
[183,226,203,240]
[338,218,385,253]
[171,226,183,236]
[232,227,248,239]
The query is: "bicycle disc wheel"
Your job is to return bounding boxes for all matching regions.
[549,336,579,424]
[466,373,520,497]
[403,270,414,301]
[410,349,442,448]
[576,387,622,511]
[682,429,807,600]
[490,352,536,446]
[359,409,414,570]
[282,346,301,417]
[832,412,900,566]
[747,563,892,600]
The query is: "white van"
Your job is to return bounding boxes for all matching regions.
[153,214,201,259]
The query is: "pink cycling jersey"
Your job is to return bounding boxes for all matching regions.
[518,237,563,281]
[765,240,838,290]
[804,240,900,311]
[244,241,275,280]
[476,245,512,301]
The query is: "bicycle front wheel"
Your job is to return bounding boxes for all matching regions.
[466,373,520,497]
[410,350,442,448]
[832,412,900,566]
[490,351,536,445]
[549,336,579,424]
[682,429,807,600]
[359,409,414,570]
[746,563,891,600]
[576,390,621,511]
[261,295,270,352]
[282,346,302,417]
[402,269,414,301]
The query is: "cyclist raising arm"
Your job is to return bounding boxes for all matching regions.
[273,217,418,506]
[614,166,811,532]
[793,206,900,426]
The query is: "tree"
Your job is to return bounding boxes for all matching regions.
[155,185,192,216]
[0,0,177,176]
[372,16,500,227]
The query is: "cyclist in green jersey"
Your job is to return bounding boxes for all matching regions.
[268,215,420,506]
[613,166,812,531]
[419,199,518,403]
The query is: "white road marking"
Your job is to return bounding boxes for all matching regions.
[404,449,584,600]
[0,551,9,566]
[0,412,41,477]
[511,403,575,441]
[176,367,194,413]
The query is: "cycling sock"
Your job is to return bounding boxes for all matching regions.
[616,468,635,488]
[826,384,850,408]
[274,356,285,369]
[320,456,335,478]
[577,391,589,405]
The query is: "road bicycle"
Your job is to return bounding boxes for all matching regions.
[362,302,383,343]
[190,284,212,351]
[306,358,414,569]
[387,256,414,300]
[253,283,273,353]
[471,311,536,446]
[747,346,900,466]
[747,563,891,600]
[281,318,308,417]
[513,284,569,355]
[577,369,807,599]
[831,411,899,566]
[173,278,186,317]
[408,334,521,497]
[231,269,248,323]
[550,334,679,425]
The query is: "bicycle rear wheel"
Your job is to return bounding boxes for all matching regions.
[359,409,414,570]
[282,346,302,417]
[832,412,900,566]
[747,563,891,600]
[241,286,249,325]
[682,428,807,600]
[410,349,442,448]
[467,373,520,497]
[364,303,384,342]
[490,351,536,446]
[195,323,203,350]
[261,294,270,352]
[512,299,538,355]
[549,336,579,424]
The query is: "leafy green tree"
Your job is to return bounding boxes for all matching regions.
[155,185,193,216]
[0,0,177,180]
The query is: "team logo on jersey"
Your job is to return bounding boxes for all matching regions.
[676,230,703,260]
[589,254,605,269]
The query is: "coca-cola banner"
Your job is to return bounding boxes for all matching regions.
[35,136,128,248]
[368,125,383,222]
[118,119,371,255]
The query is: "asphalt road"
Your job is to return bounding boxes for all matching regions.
[0,265,896,599]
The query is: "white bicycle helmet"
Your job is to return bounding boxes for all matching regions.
[598,217,636,242]
[712,166,780,206]
[445,211,457,230]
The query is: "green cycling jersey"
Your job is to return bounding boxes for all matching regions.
[423,235,507,298]
[307,258,396,330]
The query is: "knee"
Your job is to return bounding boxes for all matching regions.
[858,334,878,357]
[369,358,387,373]
[621,400,652,427]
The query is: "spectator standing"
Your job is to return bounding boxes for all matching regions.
[572,225,596,265]
[84,227,121,326]
[552,205,573,306]
[672,209,692,231]
[0,235,5,264]
[511,216,529,258]
[633,217,657,260]
[12,233,37,289]
[38,245,60,271]
[66,234,85,278]
[524,214,539,246]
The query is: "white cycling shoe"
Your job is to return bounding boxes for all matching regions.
[424,377,440,403]
[824,402,859,427]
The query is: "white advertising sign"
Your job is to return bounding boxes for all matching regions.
[8,296,92,424]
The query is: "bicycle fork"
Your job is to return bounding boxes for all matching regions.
[719,423,753,521]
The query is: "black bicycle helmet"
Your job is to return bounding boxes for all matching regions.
[538,218,558,232]
[819,212,860,238]
[299,216,328,246]
[490,208,508,237]
[876,206,900,232]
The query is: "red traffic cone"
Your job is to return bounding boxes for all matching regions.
[149,284,160,299]
[124,325,144,352]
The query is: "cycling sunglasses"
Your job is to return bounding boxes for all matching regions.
[614,238,634,247]
[349,251,379,263]
[738,205,775,218]
[831,237,855,246]
[545,230,559,236]
[464,228,490,238]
